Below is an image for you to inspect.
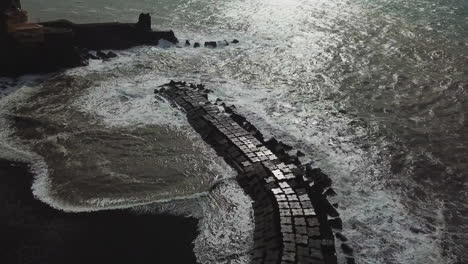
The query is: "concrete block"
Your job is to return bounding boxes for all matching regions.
[275,195,287,202]
[264,177,276,183]
[280,216,292,225]
[341,243,353,255]
[289,202,301,209]
[279,209,291,216]
[282,233,295,242]
[283,242,296,253]
[295,234,308,245]
[294,217,306,226]
[309,249,324,260]
[321,239,335,248]
[301,201,314,209]
[303,209,316,216]
[307,227,320,238]
[295,226,307,235]
[308,239,321,250]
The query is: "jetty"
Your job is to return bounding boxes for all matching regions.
[156,81,356,264]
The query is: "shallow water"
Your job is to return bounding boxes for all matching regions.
[0,0,467,263]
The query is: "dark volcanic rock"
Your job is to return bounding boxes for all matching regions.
[106,51,117,58]
[193,42,200,48]
[185,40,191,46]
[341,243,354,255]
[204,41,217,48]
[88,52,100,60]
[232,39,239,43]
[335,232,348,242]
[324,187,337,197]
[96,50,109,60]
[329,217,343,230]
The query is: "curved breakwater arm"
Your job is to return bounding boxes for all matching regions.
[156,81,356,264]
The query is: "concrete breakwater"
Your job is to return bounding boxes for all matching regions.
[156,81,356,264]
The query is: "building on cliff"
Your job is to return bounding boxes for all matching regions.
[1,1,45,45]
[1,0,178,76]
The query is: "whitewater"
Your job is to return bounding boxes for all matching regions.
[1,0,467,263]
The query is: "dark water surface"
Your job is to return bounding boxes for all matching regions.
[0,0,466,263]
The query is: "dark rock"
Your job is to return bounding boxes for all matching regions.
[194,42,201,48]
[79,55,90,66]
[324,200,340,217]
[341,243,354,255]
[265,138,279,149]
[204,41,217,48]
[217,40,229,47]
[106,51,117,58]
[305,167,332,189]
[296,150,305,157]
[409,227,424,234]
[88,53,100,60]
[324,188,337,197]
[280,142,293,151]
[96,50,109,60]
[225,107,234,114]
[335,232,348,242]
[185,40,191,46]
[328,217,343,230]
[346,257,356,264]
[232,39,239,43]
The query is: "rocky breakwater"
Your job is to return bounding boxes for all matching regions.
[155,81,356,264]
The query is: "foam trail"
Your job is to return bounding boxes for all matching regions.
[29,157,211,212]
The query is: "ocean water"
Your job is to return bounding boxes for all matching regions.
[0,0,467,263]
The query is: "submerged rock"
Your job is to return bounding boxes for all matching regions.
[88,52,99,60]
[204,41,217,48]
[96,50,109,60]
[106,51,117,58]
